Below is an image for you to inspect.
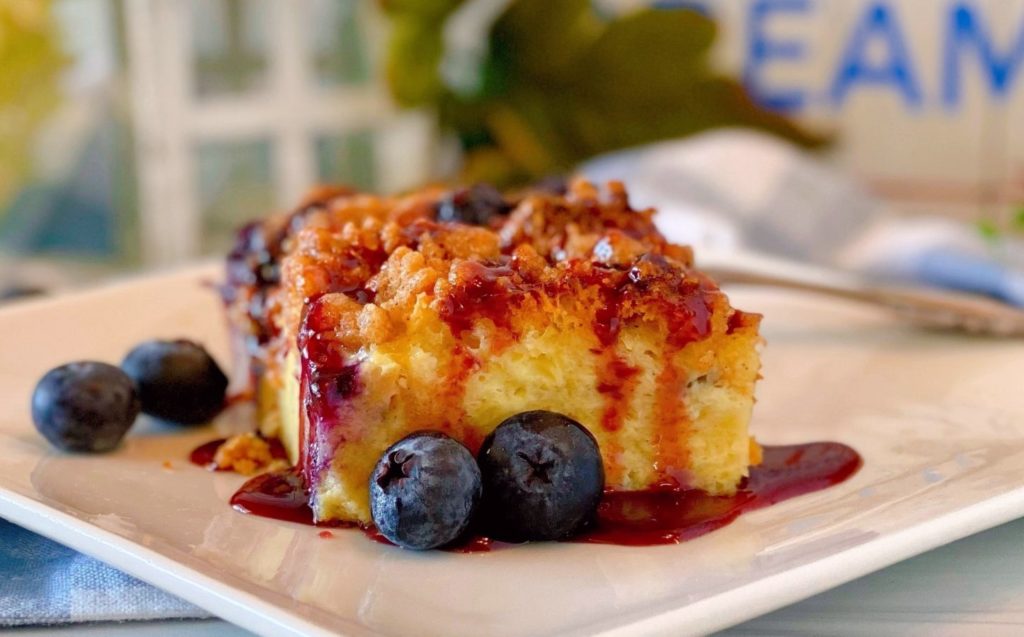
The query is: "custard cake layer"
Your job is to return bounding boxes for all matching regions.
[299,268,760,523]
[225,181,762,525]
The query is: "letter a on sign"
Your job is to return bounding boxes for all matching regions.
[829,2,922,108]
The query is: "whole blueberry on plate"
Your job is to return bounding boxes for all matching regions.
[370,431,482,550]
[31,362,141,452]
[436,184,511,226]
[478,410,604,542]
[121,339,228,425]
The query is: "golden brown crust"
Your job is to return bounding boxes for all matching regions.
[223,179,763,523]
[499,181,690,264]
[278,181,714,359]
[227,180,722,392]
[222,186,448,383]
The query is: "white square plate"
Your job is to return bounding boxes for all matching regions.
[1,264,1023,637]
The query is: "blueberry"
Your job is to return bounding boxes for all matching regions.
[225,220,269,288]
[436,184,511,226]
[369,431,482,550]
[31,362,141,452]
[531,175,569,195]
[121,340,228,425]
[478,411,604,542]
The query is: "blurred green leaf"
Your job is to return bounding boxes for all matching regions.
[378,0,464,20]
[1013,206,1024,231]
[384,2,827,186]
[0,1,66,216]
[491,0,601,86]
[576,9,716,99]
[386,16,447,107]
[977,218,1000,241]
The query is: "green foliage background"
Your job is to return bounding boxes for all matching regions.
[0,1,65,216]
[383,0,825,186]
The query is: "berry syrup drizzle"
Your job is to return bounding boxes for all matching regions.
[575,442,861,546]
[221,441,861,550]
[229,467,318,526]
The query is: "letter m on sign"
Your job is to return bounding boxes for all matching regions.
[944,3,1024,107]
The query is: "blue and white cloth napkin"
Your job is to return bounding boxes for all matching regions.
[5,128,1022,629]
[0,517,207,626]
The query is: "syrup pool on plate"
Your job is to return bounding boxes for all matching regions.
[219,441,862,549]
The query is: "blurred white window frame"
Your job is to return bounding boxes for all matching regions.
[124,0,434,265]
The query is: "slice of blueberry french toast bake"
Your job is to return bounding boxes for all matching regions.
[223,180,762,525]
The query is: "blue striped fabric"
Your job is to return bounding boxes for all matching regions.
[0,518,207,626]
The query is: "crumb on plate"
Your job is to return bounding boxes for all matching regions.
[214,432,289,476]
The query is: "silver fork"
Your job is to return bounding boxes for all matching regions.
[699,251,1024,337]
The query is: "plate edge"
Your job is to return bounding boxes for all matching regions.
[0,488,374,637]
[591,486,1024,636]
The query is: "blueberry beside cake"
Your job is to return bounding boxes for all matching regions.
[223,180,763,527]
